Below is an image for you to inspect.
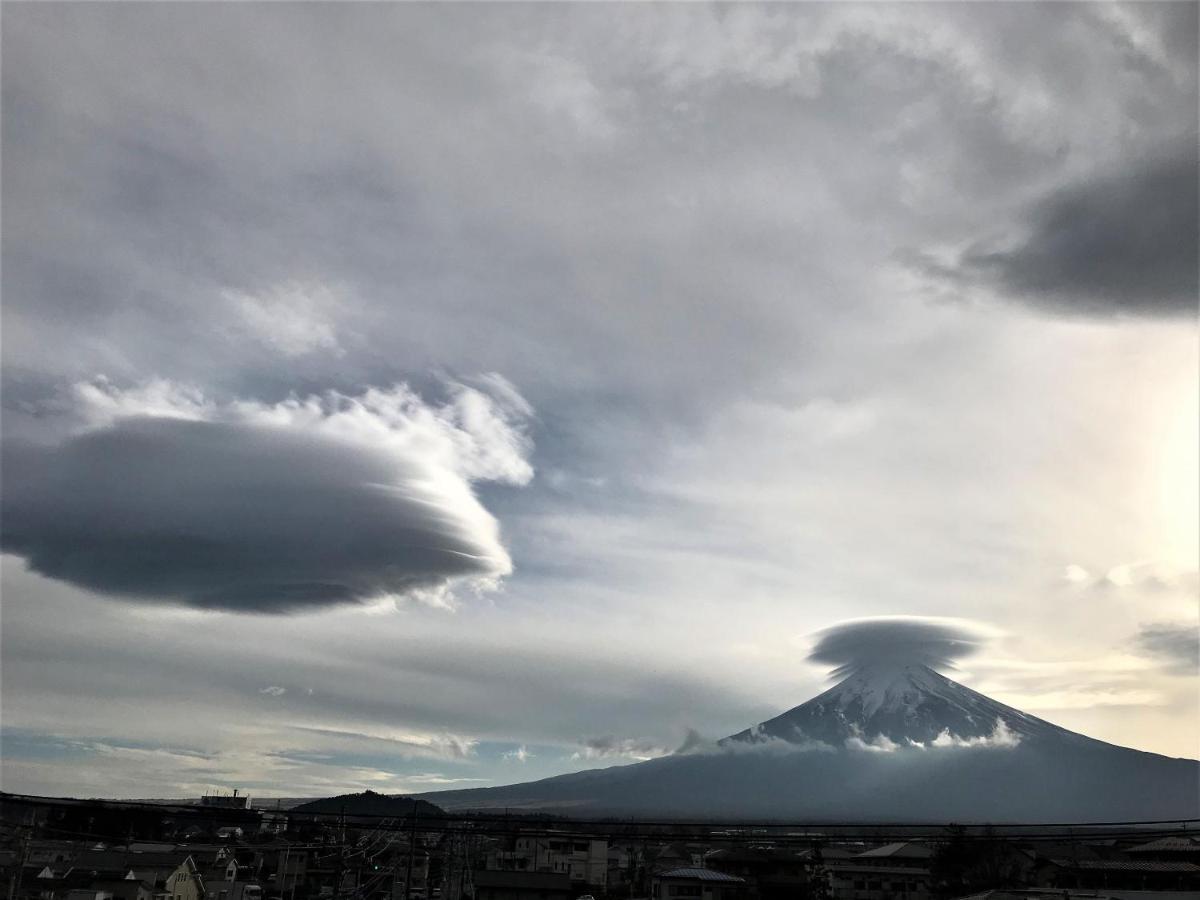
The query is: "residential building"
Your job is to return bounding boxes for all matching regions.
[1124,838,1200,865]
[706,847,818,900]
[496,834,608,890]
[202,881,263,900]
[652,867,747,900]
[163,857,205,900]
[1033,858,1200,892]
[200,794,252,812]
[86,880,154,900]
[852,845,934,870]
[827,864,931,900]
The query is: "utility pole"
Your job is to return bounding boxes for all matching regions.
[6,814,31,900]
[402,810,417,900]
[333,809,347,900]
[628,836,635,900]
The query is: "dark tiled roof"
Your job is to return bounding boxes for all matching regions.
[809,848,856,859]
[1049,858,1200,873]
[856,843,933,860]
[657,868,745,883]
[1126,837,1200,854]
[707,849,807,863]
[829,865,931,877]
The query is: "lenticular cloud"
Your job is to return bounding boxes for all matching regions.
[807,616,991,678]
[1,377,534,613]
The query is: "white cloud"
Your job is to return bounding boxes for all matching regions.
[926,719,1021,749]
[225,282,342,357]
[509,48,620,141]
[399,773,489,785]
[260,686,287,697]
[72,377,213,428]
[1064,564,1090,584]
[573,736,670,761]
[844,731,900,753]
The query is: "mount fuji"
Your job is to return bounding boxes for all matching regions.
[417,660,1200,821]
[722,662,1073,750]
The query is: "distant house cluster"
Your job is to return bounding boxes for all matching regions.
[2,793,1199,900]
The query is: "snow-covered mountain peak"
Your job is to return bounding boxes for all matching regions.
[724,661,1070,749]
[824,661,953,718]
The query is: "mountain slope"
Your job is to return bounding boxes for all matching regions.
[417,666,1200,821]
[722,662,1078,748]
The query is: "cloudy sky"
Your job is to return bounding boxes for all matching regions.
[1,2,1197,799]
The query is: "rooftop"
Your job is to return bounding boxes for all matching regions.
[828,865,932,877]
[1048,859,1200,874]
[856,843,934,860]
[657,868,746,883]
[1125,837,1200,854]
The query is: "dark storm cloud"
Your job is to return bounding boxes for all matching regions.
[808,617,988,677]
[1135,623,1200,675]
[0,382,531,613]
[960,144,1199,316]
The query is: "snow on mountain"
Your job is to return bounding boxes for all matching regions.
[722,662,1076,749]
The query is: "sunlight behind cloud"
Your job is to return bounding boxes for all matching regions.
[1158,371,1200,570]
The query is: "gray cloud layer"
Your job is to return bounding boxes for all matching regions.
[808,617,989,677]
[961,143,1199,316]
[1136,623,1200,675]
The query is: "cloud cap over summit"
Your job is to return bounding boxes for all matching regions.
[808,616,993,678]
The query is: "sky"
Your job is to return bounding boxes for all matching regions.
[1,2,1197,800]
